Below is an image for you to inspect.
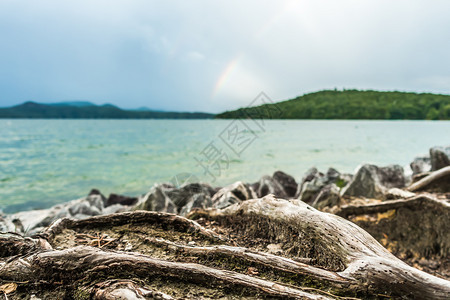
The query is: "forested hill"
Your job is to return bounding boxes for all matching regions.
[216,90,450,120]
[0,101,214,119]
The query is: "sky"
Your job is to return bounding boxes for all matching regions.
[1,0,450,113]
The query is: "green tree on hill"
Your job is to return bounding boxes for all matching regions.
[216,90,450,120]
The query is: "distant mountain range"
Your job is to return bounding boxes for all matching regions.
[48,101,96,107]
[2,90,450,119]
[216,90,450,120]
[0,101,214,119]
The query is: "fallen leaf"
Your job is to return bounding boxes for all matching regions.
[377,209,396,222]
[0,282,17,294]
[246,267,259,275]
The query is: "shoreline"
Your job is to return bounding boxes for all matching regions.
[0,145,449,298]
[1,145,448,234]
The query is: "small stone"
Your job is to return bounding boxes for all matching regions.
[125,242,133,251]
[267,243,283,254]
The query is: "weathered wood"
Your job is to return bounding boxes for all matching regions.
[89,279,174,300]
[2,196,449,299]
[37,210,224,242]
[0,246,331,299]
[0,232,51,258]
[144,237,351,286]
[407,165,450,192]
[335,194,450,218]
[194,195,450,299]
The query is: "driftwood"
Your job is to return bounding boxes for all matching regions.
[335,194,449,218]
[38,210,224,242]
[190,196,450,299]
[335,194,450,265]
[407,165,450,192]
[1,196,449,299]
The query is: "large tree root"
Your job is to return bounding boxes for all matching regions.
[335,194,449,218]
[1,196,449,299]
[0,246,331,299]
[189,195,450,299]
[334,194,449,275]
[143,237,353,290]
[90,279,174,300]
[407,166,450,192]
[38,210,224,243]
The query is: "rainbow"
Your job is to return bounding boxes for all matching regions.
[211,1,295,99]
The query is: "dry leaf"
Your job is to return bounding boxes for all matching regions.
[377,209,396,222]
[0,282,17,294]
[246,267,259,275]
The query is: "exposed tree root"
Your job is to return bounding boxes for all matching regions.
[89,279,174,299]
[190,195,450,299]
[335,194,449,218]
[0,246,332,299]
[143,237,352,288]
[37,210,224,243]
[407,166,450,192]
[1,196,449,299]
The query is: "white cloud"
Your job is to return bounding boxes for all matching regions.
[0,0,450,111]
[185,51,205,62]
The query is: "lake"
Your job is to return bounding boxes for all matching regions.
[1,119,449,213]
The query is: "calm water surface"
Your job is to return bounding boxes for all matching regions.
[1,119,449,213]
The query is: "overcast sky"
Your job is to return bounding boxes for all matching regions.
[1,0,450,113]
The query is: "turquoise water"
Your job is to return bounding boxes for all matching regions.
[1,119,449,213]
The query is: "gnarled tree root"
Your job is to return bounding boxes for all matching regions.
[89,279,174,300]
[1,196,450,299]
[0,246,331,299]
[37,210,224,243]
[189,195,450,299]
[334,194,449,265]
[335,194,449,218]
[407,166,450,192]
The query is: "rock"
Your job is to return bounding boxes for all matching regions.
[102,204,128,215]
[11,208,52,234]
[326,168,341,183]
[31,204,71,229]
[409,146,450,174]
[251,171,298,199]
[251,175,287,199]
[295,167,347,204]
[135,184,178,213]
[302,167,320,182]
[410,156,431,175]
[341,164,406,199]
[166,183,215,208]
[105,194,138,207]
[89,188,105,197]
[0,214,17,232]
[10,190,116,235]
[272,171,298,198]
[211,181,257,209]
[298,175,328,204]
[430,146,450,171]
[179,193,212,216]
[311,184,340,210]
[68,193,104,216]
[135,182,216,215]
